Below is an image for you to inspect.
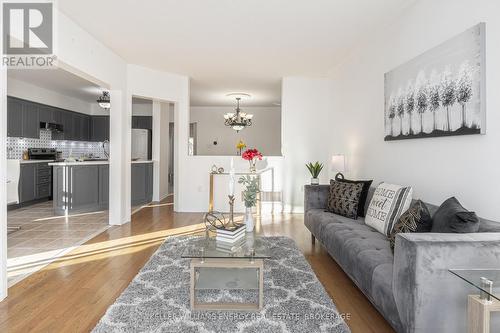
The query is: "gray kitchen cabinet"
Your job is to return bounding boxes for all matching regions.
[98,165,109,208]
[73,114,90,141]
[69,166,100,212]
[7,97,23,137]
[53,164,107,215]
[19,162,52,205]
[73,114,82,140]
[91,116,110,142]
[81,115,90,141]
[38,105,54,123]
[132,116,152,130]
[131,163,153,206]
[62,111,74,140]
[19,164,36,203]
[22,101,40,139]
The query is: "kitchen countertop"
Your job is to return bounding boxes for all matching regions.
[15,160,55,164]
[49,160,154,166]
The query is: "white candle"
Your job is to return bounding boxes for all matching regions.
[229,157,235,196]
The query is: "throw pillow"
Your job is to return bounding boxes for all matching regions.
[365,182,413,235]
[327,180,364,219]
[336,178,373,217]
[389,200,432,250]
[431,197,480,233]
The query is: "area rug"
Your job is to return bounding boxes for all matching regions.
[93,236,350,333]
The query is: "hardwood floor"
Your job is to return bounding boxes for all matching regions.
[0,197,394,333]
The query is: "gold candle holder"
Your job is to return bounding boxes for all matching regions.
[226,195,237,228]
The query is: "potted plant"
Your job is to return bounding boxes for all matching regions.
[306,162,324,185]
[238,175,260,232]
[241,148,263,173]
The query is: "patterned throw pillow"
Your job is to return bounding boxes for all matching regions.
[365,182,413,235]
[327,180,364,219]
[389,200,432,250]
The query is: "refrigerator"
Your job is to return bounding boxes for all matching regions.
[131,129,151,160]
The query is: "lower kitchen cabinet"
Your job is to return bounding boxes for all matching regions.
[19,162,52,204]
[19,164,37,203]
[53,162,153,215]
[131,163,153,206]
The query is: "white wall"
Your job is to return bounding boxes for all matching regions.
[178,155,284,213]
[190,106,281,156]
[328,0,500,220]
[281,77,335,213]
[7,78,94,114]
[0,5,7,300]
[126,64,190,212]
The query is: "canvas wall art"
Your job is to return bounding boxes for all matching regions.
[384,23,485,141]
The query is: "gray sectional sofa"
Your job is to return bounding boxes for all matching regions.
[304,185,500,333]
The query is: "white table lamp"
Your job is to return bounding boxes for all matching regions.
[331,154,346,180]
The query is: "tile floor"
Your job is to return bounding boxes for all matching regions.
[7,201,110,286]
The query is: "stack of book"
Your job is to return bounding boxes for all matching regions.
[216,224,245,245]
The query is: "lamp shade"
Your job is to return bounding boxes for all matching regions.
[331,154,346,173]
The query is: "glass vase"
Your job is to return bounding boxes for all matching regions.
[249,159,257,173]
[245,207,255,232]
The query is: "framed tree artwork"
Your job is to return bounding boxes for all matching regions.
[384,23,485,141]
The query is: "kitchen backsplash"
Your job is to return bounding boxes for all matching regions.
[7,130,106,160]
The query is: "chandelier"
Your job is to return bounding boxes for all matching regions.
[224,97,253,132]
[97,91,110,109]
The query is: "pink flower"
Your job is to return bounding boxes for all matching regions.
[242,148,263,161]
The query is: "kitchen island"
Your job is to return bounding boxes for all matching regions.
[49,160,153,216]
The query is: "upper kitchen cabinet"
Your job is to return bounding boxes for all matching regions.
[132,116,152,130]
[72,114,90,141]
[61,110,74,140]
[7,97,39,139]
[22,102,40,139]
[90,116,110,142]
[7,97,23,137]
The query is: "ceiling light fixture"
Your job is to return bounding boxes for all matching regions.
[97,91,111,109]
[224,96,253,132]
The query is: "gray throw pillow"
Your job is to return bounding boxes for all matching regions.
[327,180,364,219]
[431,197,479,233]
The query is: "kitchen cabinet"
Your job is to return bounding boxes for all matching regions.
[61,111,74,140]
[7,96,101,142]
[98,165,109,209]
[38,105,54,123]
[19,164,36,203]
[131,162,153,206]
[132,116,152,130]
[91,116,110,142]
[7,98,23,137]
[22,101,40,139]
[19,162,52,204]
[7,97,39,139]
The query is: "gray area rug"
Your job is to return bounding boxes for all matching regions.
[93,236,350,333]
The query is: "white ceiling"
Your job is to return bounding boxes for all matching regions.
[58,0,415,106]
[8,68,101,104]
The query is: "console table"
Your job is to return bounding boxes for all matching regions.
[209,168,275,215]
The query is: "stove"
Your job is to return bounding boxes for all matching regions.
[27,148,58,160]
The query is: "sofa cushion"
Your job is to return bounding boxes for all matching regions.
[327,180,364,219]
[389,200,432,250]
[336,178,373,217]
[431,197,480,233]
[365,182,413,235]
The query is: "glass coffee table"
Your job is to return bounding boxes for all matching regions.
[182,235,270,311]
[449,269,500,333]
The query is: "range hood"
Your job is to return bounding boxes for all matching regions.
[40,122,63,132]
